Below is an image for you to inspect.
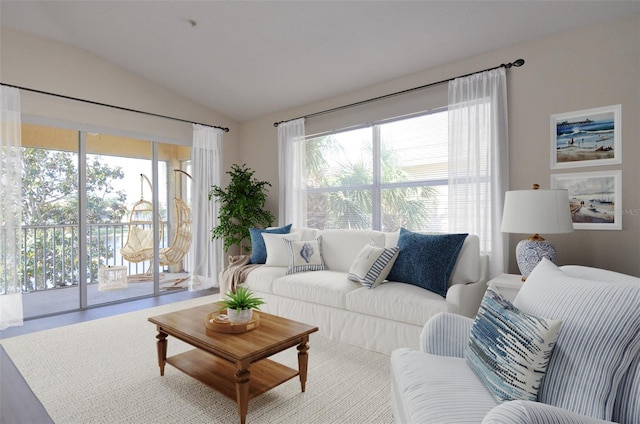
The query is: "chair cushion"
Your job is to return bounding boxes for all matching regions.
[391,348,499,424]
[347,243,399,288]
[465,286,562,402]
[514,258,640,420]
[387,229,468,297]
[249,224,292,264]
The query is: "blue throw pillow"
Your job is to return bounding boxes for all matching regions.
[387,228,467,297]
[465,286,562,402]
[249,224,292,264]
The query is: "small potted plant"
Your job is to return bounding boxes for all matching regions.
[218,286,265,323]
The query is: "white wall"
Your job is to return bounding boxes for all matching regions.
[239,14,640,277]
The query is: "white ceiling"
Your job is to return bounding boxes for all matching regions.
[2,1,639,123]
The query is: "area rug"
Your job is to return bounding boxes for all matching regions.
[0,297,393,423]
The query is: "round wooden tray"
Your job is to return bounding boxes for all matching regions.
[205,311,260,334]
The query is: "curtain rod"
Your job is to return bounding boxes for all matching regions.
[0,82,230,132]
[274,58,524,127]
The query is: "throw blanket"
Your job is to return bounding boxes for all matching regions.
[218,255,261,296]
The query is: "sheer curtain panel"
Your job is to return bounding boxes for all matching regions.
[278,118,306,227]
[448,68,509,278]
[0,86,23,329]
[189,124,224,291]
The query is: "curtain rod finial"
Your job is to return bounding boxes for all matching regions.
[513,58,525,67]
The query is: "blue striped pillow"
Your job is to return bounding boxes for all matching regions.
[465,286,562,402]
[347,243,399,288]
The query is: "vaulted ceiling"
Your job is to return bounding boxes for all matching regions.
[2,1,638,122]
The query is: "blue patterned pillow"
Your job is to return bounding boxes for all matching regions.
[465,286,562,402]
[284,236,326,274]
[387,229,467,297]
[249,224,292,264]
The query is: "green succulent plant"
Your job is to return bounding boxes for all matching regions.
[218,286,265,311]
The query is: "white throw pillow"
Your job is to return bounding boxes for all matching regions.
[284,236,326,274]
[347,243,399,288]
[263,232,302,267]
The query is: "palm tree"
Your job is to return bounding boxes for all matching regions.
[305,135,436,231]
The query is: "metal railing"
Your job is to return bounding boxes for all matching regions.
[18,222,171,293]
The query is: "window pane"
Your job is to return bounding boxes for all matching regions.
[380,111,448,184]
[306,127,372,189]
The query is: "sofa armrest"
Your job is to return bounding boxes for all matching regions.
[446,279,487,318]
[419,312,474,357]
[483,400,613,424]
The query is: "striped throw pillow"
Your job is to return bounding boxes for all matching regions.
[347,243,399,288]
[465,286,562,402]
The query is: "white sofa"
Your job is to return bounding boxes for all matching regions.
[239,228,488,354]
[390,259,640,423]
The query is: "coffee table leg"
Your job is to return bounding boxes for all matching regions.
[235,367,250,424]
[297,337,310,392]
[156,329,168,376]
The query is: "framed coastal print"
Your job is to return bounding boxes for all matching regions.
[551,170,621,230]
[550,104,621,169]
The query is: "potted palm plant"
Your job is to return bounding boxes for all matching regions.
[218,286,265,323]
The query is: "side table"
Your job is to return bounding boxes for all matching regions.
[488,273,523,303]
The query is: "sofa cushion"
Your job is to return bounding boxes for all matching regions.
[465,286,562,402]
[242,265,288,294]
[249,224,292,264]
[514,258,640,420]
[391,348,499,424]
[320,229,386,273]
[347,243,399,288]
[284,236,326,274]
[346,282,457,326]
[388,229,468,297]
[271,270,359,309]
[263,232,302,266]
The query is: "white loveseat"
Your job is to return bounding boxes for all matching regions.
[237,228,488,354]
[390,259,640,423]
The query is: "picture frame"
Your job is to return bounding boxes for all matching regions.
[551,170,622,230]
[550,104,621,169]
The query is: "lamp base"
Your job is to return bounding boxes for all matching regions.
[516,239,557,281]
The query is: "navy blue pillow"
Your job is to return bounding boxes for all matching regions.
[249,224,292,264]
[387,228,468,297]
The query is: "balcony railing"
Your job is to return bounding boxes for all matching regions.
[17,222,172,293]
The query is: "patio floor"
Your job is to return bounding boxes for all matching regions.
[21,272,191,319]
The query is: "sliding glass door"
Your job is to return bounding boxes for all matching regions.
[18,123,191,318]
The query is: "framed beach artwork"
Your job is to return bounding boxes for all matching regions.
[550,104,621,169]
[551,170,622,230]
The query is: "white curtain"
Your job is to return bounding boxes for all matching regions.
[278,118,306,227]
[0,86,23,330]
[189,124,224,291]
[448,68,509,278]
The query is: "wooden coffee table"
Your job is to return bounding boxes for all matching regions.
[148,304,318,424]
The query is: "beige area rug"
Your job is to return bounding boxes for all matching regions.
[0,297,393,423]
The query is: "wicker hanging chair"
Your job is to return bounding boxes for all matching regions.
[120,174,162,264]
[159,170,193,267]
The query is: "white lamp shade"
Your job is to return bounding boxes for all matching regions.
[501,189,574,235]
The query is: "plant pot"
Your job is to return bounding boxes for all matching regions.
[226,308,253,324]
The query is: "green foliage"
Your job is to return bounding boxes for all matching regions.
[218,286,265,311]
[20,148,128,290]
[208,164,275,252]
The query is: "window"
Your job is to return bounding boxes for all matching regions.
[305,109,449,232]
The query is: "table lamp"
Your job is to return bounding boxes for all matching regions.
[501,184,574,281]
